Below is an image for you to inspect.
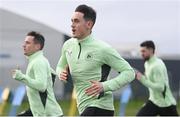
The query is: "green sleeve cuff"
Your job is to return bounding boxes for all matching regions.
[14,70,25,81]
[102,81,110,92]
[139,75,147,84]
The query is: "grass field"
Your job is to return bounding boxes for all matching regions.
[1,99,180,116]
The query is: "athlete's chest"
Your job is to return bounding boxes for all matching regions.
[26,62,35,79]
[145,63,156,81]
[65,43,103,71]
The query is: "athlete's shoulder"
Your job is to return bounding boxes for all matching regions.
[35,55,49,65]
[63,38,77,48]
[64,38,77,45]
[31,59,48,71]
[152,57,166,71]
[154,57,164,65]
[95,39,110,46]
[156,57,166,68]
[93,38,112,49]
[93,39,121,58]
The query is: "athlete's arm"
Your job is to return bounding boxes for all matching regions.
[102,47,135,92]
[56,43,68,78]
[136,67,165,92]
[60,67,68,82]
[12,61,48,92]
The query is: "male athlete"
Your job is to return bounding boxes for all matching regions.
[56,5,135,116]
[12,31,63,116]
[136,40,178,116]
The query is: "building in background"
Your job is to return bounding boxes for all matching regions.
[0,9,66,98]
[0,0,179,100]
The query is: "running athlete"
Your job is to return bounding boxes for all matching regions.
[12,31,63,116]
[56,4,135,116]
[136,40,179,116]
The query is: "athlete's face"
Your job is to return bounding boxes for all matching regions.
[71,12,92,40]
[140,47,153,61]
[23,36,40,56]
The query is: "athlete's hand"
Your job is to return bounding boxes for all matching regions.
[11,69,17,78]
[60,70,68,80]
[11,65,20,78]
[85,81,104,97]
[60,66,69,82]
[136,71,143,80]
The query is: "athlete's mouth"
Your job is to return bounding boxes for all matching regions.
[72,29,76,34]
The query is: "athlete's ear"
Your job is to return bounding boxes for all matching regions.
[35,43,41,50]
[149,48,154,55]
[86,20,93,29]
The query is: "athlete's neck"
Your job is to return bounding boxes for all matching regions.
[77,31,92,40]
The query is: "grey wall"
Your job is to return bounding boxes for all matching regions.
[0,9,65,98]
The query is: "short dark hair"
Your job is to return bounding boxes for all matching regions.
[140,40,155,53]
[75,4,96,27]
[27,31,45,50]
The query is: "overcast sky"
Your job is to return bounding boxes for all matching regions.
[0,0,179,56]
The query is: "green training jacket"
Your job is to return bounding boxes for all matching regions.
[56,34,135,114]
[140,56,176,107]
[14,51,63,116]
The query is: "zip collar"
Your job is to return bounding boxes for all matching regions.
[77,34,93,44]
[147,55,156,64]
[27,50,43,62]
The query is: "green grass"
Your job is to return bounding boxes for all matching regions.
[1,99,180,116]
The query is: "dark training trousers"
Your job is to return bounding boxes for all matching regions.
[80,107,114,116]
[137,100,179,116]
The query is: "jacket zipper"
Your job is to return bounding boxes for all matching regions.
[78,43,81,59]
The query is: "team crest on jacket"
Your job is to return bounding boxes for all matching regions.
[86,52,93,60]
